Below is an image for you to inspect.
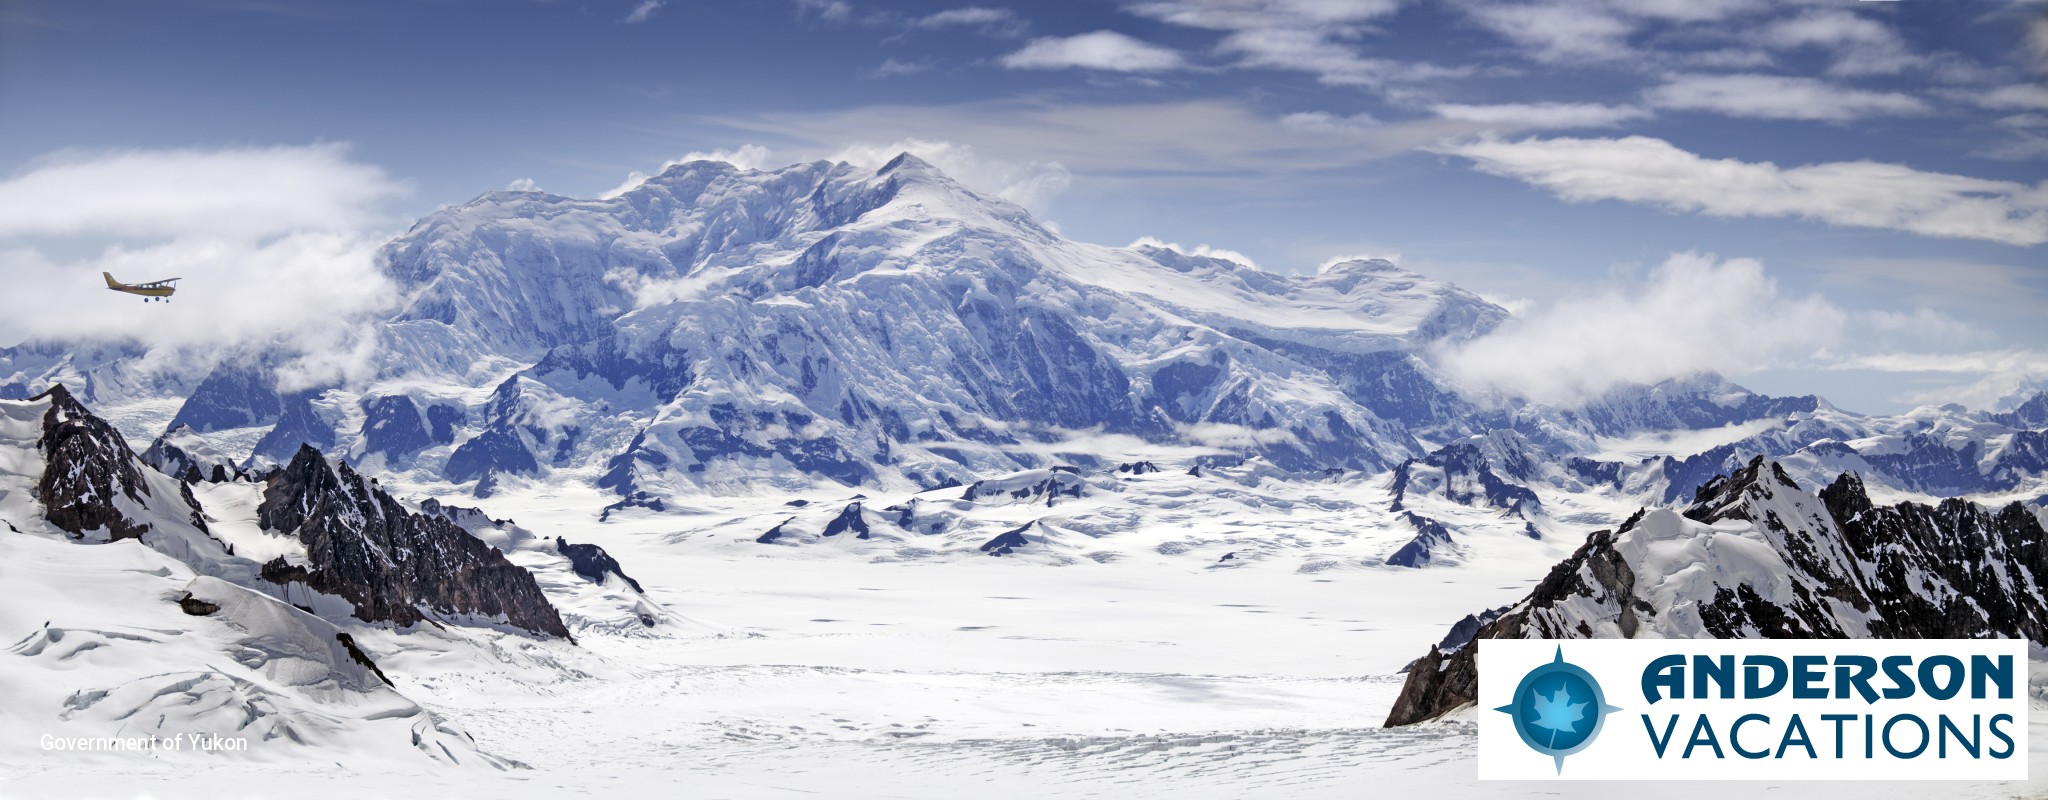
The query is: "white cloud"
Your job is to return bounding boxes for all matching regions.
[871,57,933,78]
[0,146,410,392]
[602,144,776,198]
[827,138,1072,212]
[505,177,540,192]
[1431,102,1649,129]
[999,31,1185,72]
[1980,84,2048,111]
[796,0,853,22]
[0,143,403,239]
[1437,134,2048,246]
[1128,235,1261,270]
[1646,74,1929,121]
[1129,0,1459,87]
[1278,111,1380,134]
[717,98,1480,180]
[1856,308,1996,351]
[1759,9,1923,76]
[1831,349,2048,411]
[623,0,663,24]
[1437,252,1845,406]
[1460,2,1636,63]
[914,6,1025,36]
[2033,13,2048,71]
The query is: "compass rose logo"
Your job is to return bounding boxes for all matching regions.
[1495,646,1622,773]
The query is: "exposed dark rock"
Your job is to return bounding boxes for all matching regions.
[1436,606,1508,654]
[1385,512,1454,568]
[597,491,665,520]
[358,395,434,462]
[141,424,244,484]
[334,632,393,686]
[32,385,170,542]
[1386,457,2048,727]
[821,502,871,539]
[256,444,571,639]
[756,517,796,544]
[168,360,280,433]
[980,523,1034,556]
[248,389,337,466]
[1388,436,1541,517]
[555,537,644,593]
[445,427,538,484]
[963,471,1085,506]
[177,594,221,616]
[1115,461,1160,475]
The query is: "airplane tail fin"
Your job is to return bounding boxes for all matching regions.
[102,272,119,288]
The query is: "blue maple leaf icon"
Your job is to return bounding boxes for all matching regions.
[1527,685,1586,746]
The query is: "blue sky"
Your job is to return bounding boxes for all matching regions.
[0,0,2044,413]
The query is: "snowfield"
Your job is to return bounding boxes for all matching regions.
[8,465,2048,798]
[3,156,2046,798]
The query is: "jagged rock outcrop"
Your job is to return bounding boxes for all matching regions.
[248,389,336,467]
[141,423,245,483]
[1386,456,2048,726]
[167,360,280,433]
[33,385,206,541]
[1385,512,1455,568]
[1388,434,1542,516]
[555,537,643,593]
[963,468,1086,506]
[980,522,1035,556]
[256,444,571,639]
[356,394,447,462]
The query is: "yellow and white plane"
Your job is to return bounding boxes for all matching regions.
[103,272,179,302]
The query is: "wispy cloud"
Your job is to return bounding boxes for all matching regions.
[1128,0,1458,88]
[1646,74,1929,122]
[999,31,1185,72]
[1759,9,1924,76]
[1459,1,1637,64]
[1436,135,2048,246]
[710,97,1483,178]
[1437,252,1844,407]
[1832,349,2048,411]
[0,143,403,239]
[623,0,663,24]
[601,144,776,198]
[871,57,934,78]
[1431,102,1649,130]
[1979,84,2048,111]
[827,138,1071,212]
[914,6,1026,37]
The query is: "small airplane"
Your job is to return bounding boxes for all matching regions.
[103,272,179,302]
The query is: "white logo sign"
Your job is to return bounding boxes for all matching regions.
[1478,639,2029,781]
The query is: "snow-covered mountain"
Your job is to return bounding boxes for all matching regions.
[1384,456,2048,726]
[4,156,2040,518]
[6,156,2048,796]
[0,387,725,772]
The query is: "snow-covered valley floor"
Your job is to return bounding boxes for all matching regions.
[7,477,2048,799]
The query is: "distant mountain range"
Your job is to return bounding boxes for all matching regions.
[4,155,2041,515]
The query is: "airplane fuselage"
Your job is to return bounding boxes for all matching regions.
[103,272,177,300]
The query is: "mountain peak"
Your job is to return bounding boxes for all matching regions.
[878,151,937,175]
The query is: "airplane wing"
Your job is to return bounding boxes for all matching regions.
[136,278,181,288]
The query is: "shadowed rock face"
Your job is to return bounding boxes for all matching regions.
[141,424,246,484]
[256,444,571,639]
[33,385,207,541]
[1385,456,2048,727]
[555,537,643,593]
